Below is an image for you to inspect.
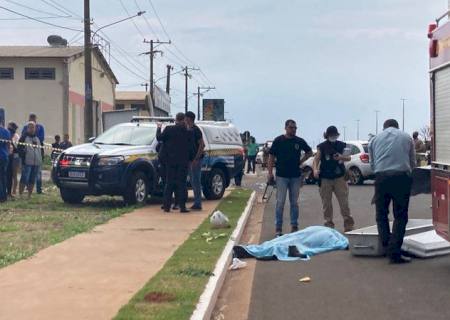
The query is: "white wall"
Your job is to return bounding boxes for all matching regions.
[0,57,64,143]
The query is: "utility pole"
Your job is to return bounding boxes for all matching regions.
[194,86,215,120]
[141,83,149,92]
[356,119,360,140]
[401,98,407,131]
[375,110,380,135]
[183,66,200,113]
[84,0,93,141]
[343,126,347,140]
[166,64,173,94]
[142,39,170,115]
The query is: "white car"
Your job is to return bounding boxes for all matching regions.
[301,141,374,185]
[344,140,374,185]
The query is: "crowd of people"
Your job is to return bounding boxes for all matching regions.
[0,112,72,202]
[268,118,417,264]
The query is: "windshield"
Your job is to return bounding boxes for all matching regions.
[94,125,157,145]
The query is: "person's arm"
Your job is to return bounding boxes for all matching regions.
[39,125,45,143]
[268,154,275,178]
[300,150,313,165]
[368,141,375,171]
[409,138,416,170]
[313,149,321,178]
[156,123,166,142]
[194,129,205,161]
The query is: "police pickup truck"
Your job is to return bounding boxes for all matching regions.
[52,117,245,205]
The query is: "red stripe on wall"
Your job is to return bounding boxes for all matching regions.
[69,90,113,111]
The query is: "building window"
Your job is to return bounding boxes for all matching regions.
[115,104,125,110]
[131,103,145,110]
[0,68,14,79]
[25,68,55,80]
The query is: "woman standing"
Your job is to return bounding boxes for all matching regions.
[6,122,20,198]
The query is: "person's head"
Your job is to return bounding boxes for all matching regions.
[284,119,297,137]
[185,111,196,127]
[324,126,340,143]
[63,134,69,142]
[29,113,37,123]
[412,131,419,139]
[383,119,399,130]
[175,112,185,125]
[7,121,18,133]
[251,136,256,144]
[26,121,36,135]
[54,135,61,143]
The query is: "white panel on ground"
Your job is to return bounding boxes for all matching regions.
[402,230,450,258]
[346,219,434,256]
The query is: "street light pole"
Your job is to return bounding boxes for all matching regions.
[356,119,360,140]
[343,126,347,140]
[401,98,407,131]
[375,110,380,135]
[194,86,215,120]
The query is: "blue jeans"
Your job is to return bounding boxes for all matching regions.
[275,176,301,229]
[20,165,38,186]
[189,160,202,207]
[36,165,42,193]
[0,157,8,202]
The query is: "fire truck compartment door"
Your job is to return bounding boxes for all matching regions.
[434,67,450,164]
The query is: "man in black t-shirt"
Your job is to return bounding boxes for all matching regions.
[185,111,205,210]
[268,119,313,237]
[313,126,354,231]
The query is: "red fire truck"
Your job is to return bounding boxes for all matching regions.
[428,10,450,241]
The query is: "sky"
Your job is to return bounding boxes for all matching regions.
[0,0,447,145]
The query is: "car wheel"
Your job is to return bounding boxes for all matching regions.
[124,171,148,205]
[203,168,226,200]
[348,167,364,185]
[303,167,316,185]
[60,188,85,204]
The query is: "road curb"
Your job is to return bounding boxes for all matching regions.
[190,190,257,320]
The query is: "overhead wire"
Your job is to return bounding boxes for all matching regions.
[3,0,74,18]
[0,5,82,31]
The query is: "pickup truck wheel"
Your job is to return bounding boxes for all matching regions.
[124,171,148,205]
[203,168,226,200]
[60,188,85,204]
[348,167,364,185]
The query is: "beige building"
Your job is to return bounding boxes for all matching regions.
[0,45,118,145]
[115,85,171,117]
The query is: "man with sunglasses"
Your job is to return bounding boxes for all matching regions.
[268,119,313,237]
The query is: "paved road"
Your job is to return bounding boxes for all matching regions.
[248,183,450,320]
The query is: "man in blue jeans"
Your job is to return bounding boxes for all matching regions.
[0,119,11,202]
[268,119,313,237]
[185,111,205,210]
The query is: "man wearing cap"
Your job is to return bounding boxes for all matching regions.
[313,126,355,232]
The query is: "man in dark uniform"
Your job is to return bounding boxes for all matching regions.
[157,113,194,213]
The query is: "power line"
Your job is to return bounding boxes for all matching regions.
[109,52,148,81]
[3,0,73,18]
[41,0,82,19]
[118,0,146,39]
[0,5,82,31]
[0,15,73,21]
[133,0,158,37]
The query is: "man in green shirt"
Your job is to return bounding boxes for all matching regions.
[246,137,259,174]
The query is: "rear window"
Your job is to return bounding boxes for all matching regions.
[362,144,369,153]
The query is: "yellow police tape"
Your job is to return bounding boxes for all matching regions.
[0,138,64,152]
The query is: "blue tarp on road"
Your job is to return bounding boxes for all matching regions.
[241,226,349,261]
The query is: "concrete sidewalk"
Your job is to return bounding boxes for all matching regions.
[0,198,224,320]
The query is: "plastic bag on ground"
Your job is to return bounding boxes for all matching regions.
[210,211,230,229]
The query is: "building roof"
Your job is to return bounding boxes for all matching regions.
[0,46,84,58]
[115,91,147,101]
[0,45,118,84]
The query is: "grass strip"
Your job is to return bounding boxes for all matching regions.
[114,188,253,320]
[0,183,136,268]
